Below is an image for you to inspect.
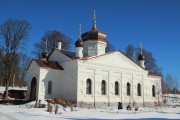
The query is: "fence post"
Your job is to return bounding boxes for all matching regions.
[55,105,59,114]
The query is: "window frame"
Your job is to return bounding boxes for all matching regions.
[127,82,131,96]
[48,81,52,94]
[152,85,155,97]
[115,81,119,95]
[86,79,92,94]
[137,83,141,96]
[101,80,106,95]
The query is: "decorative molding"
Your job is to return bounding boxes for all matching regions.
[80,52,145,74]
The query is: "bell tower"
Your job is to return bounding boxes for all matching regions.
[81,10,107,56]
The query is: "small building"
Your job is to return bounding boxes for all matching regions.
[0,86,27,100]
[0,92,4,99]
[6,89,27,100]
[163,94,180,105]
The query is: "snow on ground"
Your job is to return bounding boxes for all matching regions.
[0,102,180,120]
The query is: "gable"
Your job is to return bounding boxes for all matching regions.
[34,59,63,70]
[48,49,72,63]
[59,49,76,59]
[27,59,63,71]
[27,60,40,72]
[84,51,145,71]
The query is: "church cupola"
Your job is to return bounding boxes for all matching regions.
[81,12,107,42]
[75,24,83,58]
[138,53,144,61]
[138,42,145,68]
[81,10,107,56]
[42,52,48,59]
[41,38,49,59]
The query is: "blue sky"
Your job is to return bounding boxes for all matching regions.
[0,0,180,85]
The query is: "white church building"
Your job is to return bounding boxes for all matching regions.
[27,13,162,107]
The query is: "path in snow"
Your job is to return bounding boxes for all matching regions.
[0,112,17,120]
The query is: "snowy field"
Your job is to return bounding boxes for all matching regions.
[0,102,180,120]
[0,86,180,120]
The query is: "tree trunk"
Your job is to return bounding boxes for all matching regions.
[5,80,9,99]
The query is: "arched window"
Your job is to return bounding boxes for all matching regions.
[101,80,106,95]
[115,81,119,95]
[137,83,141,96]
[86,79,92,94]
[152,85,155,97]
[48,81,52,94]
[127,82,131,96]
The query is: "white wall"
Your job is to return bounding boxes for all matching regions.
[76,51,162,107]
[27,61,40,100]
[37,68,65,100]
[58,60,78,102]
[31,60,78,102]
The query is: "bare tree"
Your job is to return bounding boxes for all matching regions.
[165,73,173,94]
[125,44,162,75]
[32,30,72,58]
[0,48,5,86]
[164,74,179,94]
[137,48,162,75]
[162,82,169,94]
[18,53,30,82]
[0,19,31,99]
[0,67,5,86]
[173,77,179,94]
[124,44,135,59]
[106,40,115,53]
[154,79,163,106]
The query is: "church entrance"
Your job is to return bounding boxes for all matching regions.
[30,77,37,101]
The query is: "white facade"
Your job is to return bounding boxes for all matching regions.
[27,49,162,107]
[27,19,162,107]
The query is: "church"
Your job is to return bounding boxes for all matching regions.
[27,12,162,107]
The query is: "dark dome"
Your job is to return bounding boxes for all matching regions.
[75,39,83,47]
[138,53,144,61]
[42,52,48,59]
[81,26,107,42]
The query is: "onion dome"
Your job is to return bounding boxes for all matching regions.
[75,38,83,47]
[138,42,145,61]
[75,24,83,47]
[81,26,107,42]
[42,52,48,59]
[81,10,107,42]
[138,53,144,61]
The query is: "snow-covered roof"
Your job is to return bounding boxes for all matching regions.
[163,94,180,98]
[59,49,76,59]
[0,86,27,93]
